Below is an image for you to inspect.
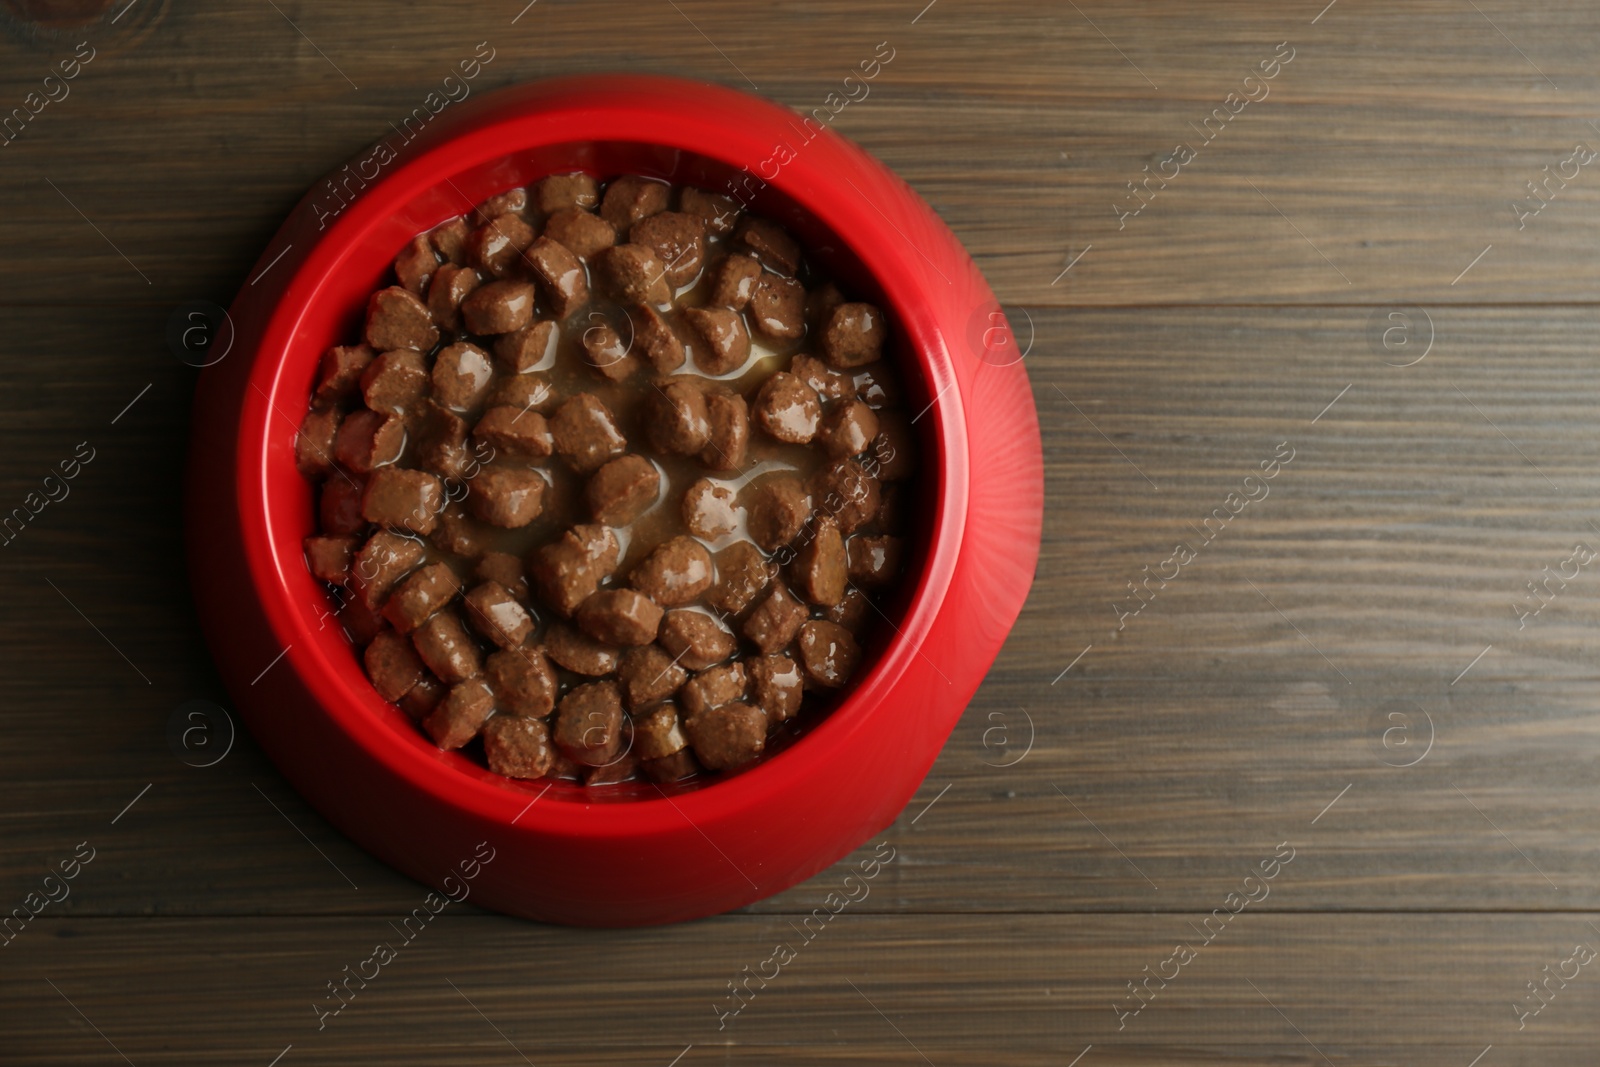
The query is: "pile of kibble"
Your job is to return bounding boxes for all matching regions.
[295,172,913,787]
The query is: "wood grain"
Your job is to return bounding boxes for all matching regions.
[3,0,1600,1063]
[6,914,1599,1065]
[1,2,1600,306]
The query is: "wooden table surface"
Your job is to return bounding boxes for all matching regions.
[4,0,1599,1063]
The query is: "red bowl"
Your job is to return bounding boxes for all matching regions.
[186,74,1042,926]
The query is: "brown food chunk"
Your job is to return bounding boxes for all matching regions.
[524,236,588,320]
[753,371,822,444]
[320,476,367,535]
[339,595,388,646]
[474,551,529,601]
[749,653,804,723]
[305,534,359,586]
[641,748,700,783]
[629,304,685,373]
[553,680,625,766]
[430,216,471,264]
[597,243,672,306]
[685,702,767,771]
[361,467,444,535]
[790,516,847,607]
[600,175,670,233]
[871,412,916,481]
[699,390,749,471]
[429,501,491,557]
[629,211,706,288]
[745,474,812,551]
[853,364,900,409]
[680,661,747,718]
[360,349,429,415]
[815,281,851,323]
[826,587,871,632]
[544,621,620,676]
[334,410,406,474]
[706,253,761,310]
[847,535,904,587]
[398,675,447,720]
[550,393,627,473]
[483,715,555,779]
[643,378,710,455]
[365,286,439,352]
[365,630,427,702]
[472,406,553,459]
[585,752,640,786]
[632,703,689,760]
[471,187,528,227]
[547,751,585,780]
[707,541,772,616]
[791,353,857,402]
[412,401,470,479]
[463,581,536,650]
[486,372,558,413]
[618,645,688,711]
[797,619,861,688]
[682,478,739,539]
[579,319,638,382]
[741,579,808,655]
[658,609,736,671]
[412,610,483,685]
[461,280,536,336]
[427,263,481,331]
[467,467,547,528]
[296,407,341,477]
[541,206,616,261]
[353,530,425,609]
[812,457,880,534]
[403,675,460,726]
[424,679,495,749]
[493,320,557,374]
[458,439,500,483]
[314,344,375,406]
[734,216,802,275]
[818,399,881,459]
[382,561,461,633]
[528,524,621,616]
[586,454,661,525]
[468,213,536,279]
[394,234,439,296]
[822,302,887,368]
[683,306,750,375]
[431,342,495,411]
[486,646,559,717]
[576,588,664,646]
[679,186,740,236]
[535,172,600,214]
[630,535,714,607]
[749,273,806,340]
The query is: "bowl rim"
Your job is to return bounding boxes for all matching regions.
[233,74,972,838]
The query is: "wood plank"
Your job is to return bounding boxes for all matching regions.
[1,2,1599,305]
[3,914,1596,1065]
[3,304,1599,918]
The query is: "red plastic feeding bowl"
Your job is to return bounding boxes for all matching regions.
[187,74,1042,926]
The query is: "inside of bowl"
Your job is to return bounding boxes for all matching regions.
[274,140,939,805]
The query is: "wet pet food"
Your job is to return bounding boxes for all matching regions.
[297,173,915,788]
